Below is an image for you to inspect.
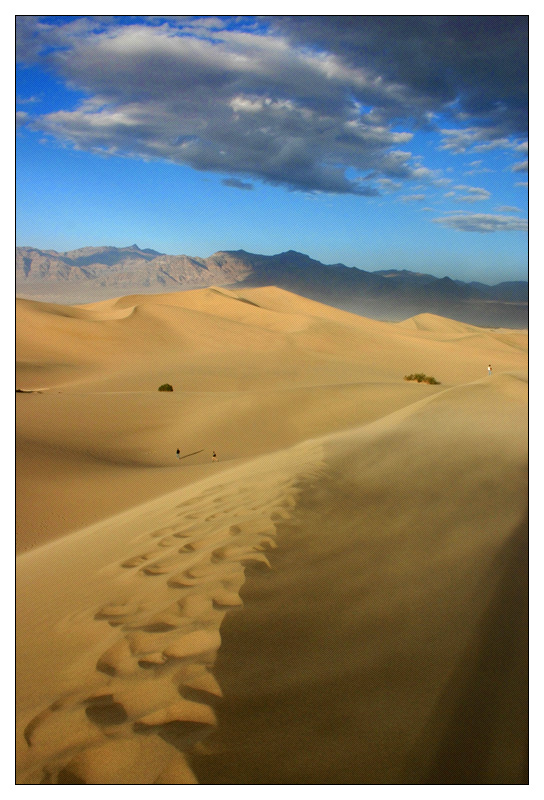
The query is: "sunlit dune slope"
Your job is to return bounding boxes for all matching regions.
[16,286,527,550]
[16,371,527,784]
[18,286,526,388]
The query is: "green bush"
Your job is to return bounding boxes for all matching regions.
[158,383,174,391]
[404,373,440,385]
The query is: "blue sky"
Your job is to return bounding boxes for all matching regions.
[16,14,528,284]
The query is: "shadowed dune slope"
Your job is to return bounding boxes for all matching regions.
[16,286,528,783]
[193,374,528,785]
[16,373,527,784]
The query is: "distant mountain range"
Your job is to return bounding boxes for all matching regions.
[16,244,528,328]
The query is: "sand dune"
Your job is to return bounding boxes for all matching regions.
[16,287,527,783]
[16,287,527,549]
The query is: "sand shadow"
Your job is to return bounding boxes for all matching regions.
[403,510,529,784]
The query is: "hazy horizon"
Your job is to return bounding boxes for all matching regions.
[15,241,529,289]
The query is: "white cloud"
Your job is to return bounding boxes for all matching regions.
[12,18,463,196]
[459,190,491,203]
[16,111,29,127]
[375,178,402,192]
[445,184,491,203]
[16,17,527,199]
[433,213,527,233]
[16,95,41,104]
[439,128,523,155]
[472,138,512,152]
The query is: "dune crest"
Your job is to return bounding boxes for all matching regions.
[16,437,328,784]
[17,286,527,783]
[17,375,528,784]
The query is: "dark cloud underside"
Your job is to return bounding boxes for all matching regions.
[16,16,528,201]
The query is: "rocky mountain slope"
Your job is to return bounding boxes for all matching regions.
[16,245,528,328]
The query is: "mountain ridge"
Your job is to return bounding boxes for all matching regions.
[16,244,528,328]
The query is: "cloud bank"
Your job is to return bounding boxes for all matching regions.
[269,16,528,136]
[16,16,528,200]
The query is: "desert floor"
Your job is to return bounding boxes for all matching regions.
[16,286,528,784]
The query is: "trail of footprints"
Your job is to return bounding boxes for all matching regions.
[22,459,328,784]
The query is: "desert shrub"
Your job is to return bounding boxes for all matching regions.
[404,373,440,385]
[158,383,174,391]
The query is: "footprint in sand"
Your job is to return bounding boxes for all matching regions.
[229,518,276,537]
[19,470,313,784]
[157,535,180,547]
[172,527,198,538]
[167,573,204,588]
[149,525,180,538]
[95,603,142,626]
[141,553,187,575]
[178,594,213,617]
[212,588,243,608]
[182,530,232,552]
[121,550,163,568]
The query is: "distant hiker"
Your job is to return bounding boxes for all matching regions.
[212,451,217,461]
[488,364,492,376]
[176,449,180,459]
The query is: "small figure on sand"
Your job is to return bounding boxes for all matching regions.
[176,449,180,459]
[488,364,492,376]
[212,451,217,461]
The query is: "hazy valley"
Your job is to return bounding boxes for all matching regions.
[16,244,528,328]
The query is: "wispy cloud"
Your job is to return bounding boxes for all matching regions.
[464,166,493,175]
[222,178,254,190]
[16,95,42,104]
[16,111,29,128]
[457,186,491,203]
[443,184,491,203]
[439,128,526,155]
[433,213,528,233]
[374,178,402,193]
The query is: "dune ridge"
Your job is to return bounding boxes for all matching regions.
[17,436,328,784]
[17,375,527,783]
[16,286,527,550]
[195,374,527,785]
[16,285,527,783]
